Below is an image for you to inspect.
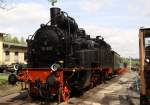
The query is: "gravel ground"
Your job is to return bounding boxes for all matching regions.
[0,70,140,105]
[61,70,140,105]
[0,83,22,97]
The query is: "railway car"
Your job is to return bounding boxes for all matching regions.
[111,51,121,74]
[8,7,122,102]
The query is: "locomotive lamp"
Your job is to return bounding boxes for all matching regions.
[51,63,61,72]
[13,64,21,71]
[145,58,150,63]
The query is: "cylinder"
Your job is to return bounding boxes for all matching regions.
[50,7,61,25]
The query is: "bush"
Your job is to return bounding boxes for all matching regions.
[0,74,8,85]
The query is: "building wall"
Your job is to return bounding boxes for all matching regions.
[3,47,27,65]
[0,34,3,65]
[0,34,27,65]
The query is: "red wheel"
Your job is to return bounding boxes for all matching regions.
[58,86,70,102]
[62,86,70,101]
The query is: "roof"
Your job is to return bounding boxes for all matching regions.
[111,50,120,56]
[0,33,4,36]
[140,28,150,31]
[3,42,27,48]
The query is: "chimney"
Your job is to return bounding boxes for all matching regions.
[50,7,61,25]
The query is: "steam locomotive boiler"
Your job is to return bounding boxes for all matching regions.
[8,7,122,102]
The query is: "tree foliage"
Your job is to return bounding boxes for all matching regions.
[3,34,11,42]
[3,34,26,44]
[0,0,7,9]
[11,36,19,44]
[122,57,139,67]
[0,0,14,10]
[20,37,26,44]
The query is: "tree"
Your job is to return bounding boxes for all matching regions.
[20,37,26,44]
[4,34,27,44]
[0,0,7,9]
[0,0,15,10]
[3,34,12,42]
[11,36,19,44]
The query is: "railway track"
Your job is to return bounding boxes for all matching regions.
[0,71,139,105]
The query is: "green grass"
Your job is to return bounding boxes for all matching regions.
[0,73,22,97]
[0,73,8,85]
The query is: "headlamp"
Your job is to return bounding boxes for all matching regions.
[51,63,60,71]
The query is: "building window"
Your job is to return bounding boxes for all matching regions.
[15,52,18,56]
[14,52,18,62]
[5,51,10,61]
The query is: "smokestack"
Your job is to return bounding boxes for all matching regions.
[50,7,61,25]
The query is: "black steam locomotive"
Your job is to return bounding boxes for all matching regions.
[8,7,122,101]
[27,7,113,68]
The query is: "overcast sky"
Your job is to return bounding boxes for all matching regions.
[1,0,150,58]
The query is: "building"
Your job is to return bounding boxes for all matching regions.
[0,33,27,65]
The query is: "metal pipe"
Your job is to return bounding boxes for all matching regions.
[50,7,61,25]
